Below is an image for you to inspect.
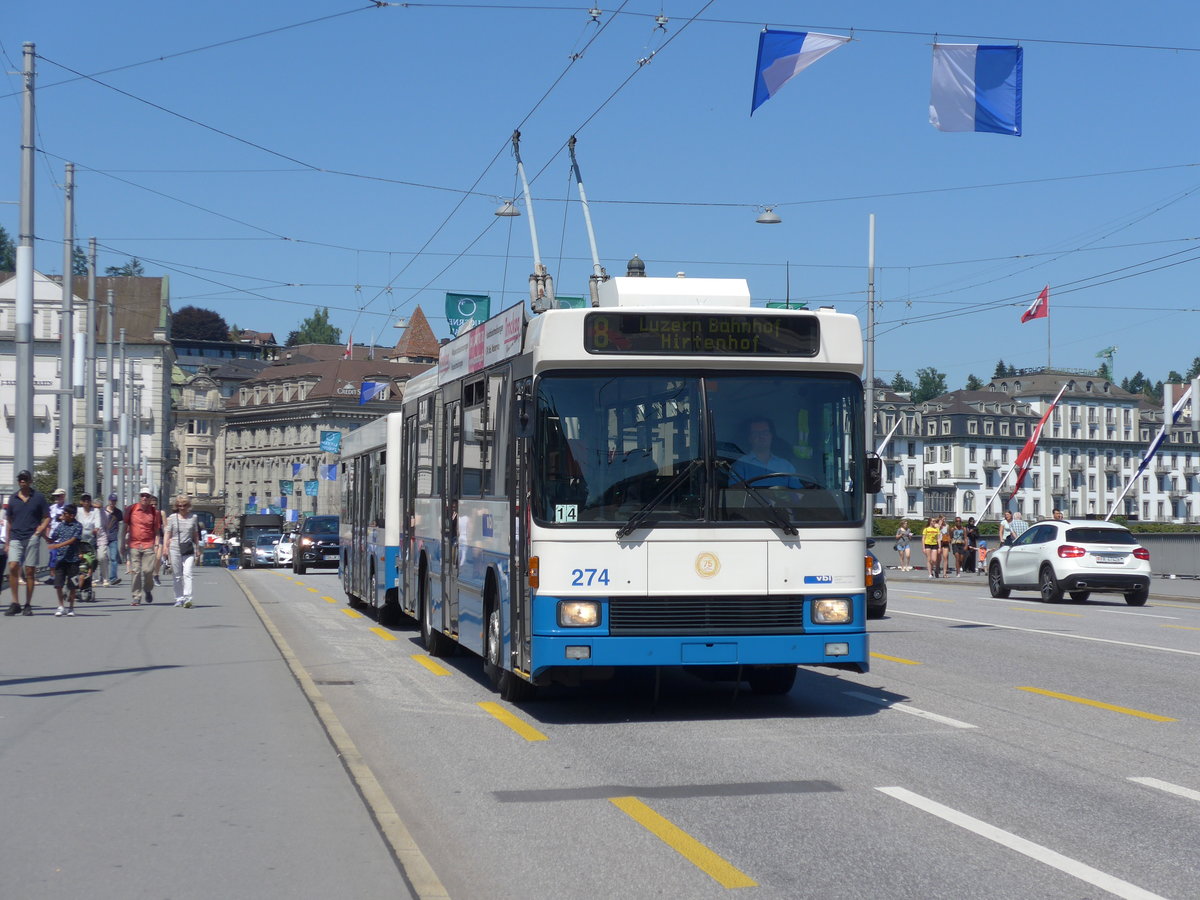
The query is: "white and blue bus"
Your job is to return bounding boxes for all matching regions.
[339,412,404,621]
[358,274,881,699]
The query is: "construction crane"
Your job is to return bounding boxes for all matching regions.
[1096,346,1117,382]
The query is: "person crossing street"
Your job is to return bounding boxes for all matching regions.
[122,489,162,606]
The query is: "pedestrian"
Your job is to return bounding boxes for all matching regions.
[164,495,201,608]
[951,516,967,576]
[4,470,51,616]
[894,519,913,571]
[1010,510,1030,541]
[47,504,83,617]
[43,487,67,584]
[99,493,123,585]
[964,517,980,573]
[123,488,163,605]
[1052,507,1065,521]
[999,510,1015,546]
[922,516,941,577]
[938,515,952,578]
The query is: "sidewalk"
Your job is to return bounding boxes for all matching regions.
[0,567,410,900]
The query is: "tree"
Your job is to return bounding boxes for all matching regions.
[1167,370,1184,385]
[292,307,341,345]
[72,245,89,276]
[890,372,914,393]
[173,305,230,341]
[1187,357,1200,380]
[33,453,93,499]
[965,374,983,391]
[912,367,948,403]
[1097,363,1112,382]
[992,359,1008,379]
[105,256,145,277]
[0,225,16,271]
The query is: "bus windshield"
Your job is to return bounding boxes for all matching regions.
[533,371,864,528]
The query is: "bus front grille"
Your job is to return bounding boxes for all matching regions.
[607,596,806,636]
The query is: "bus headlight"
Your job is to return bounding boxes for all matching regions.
[558,601,600,627]
[811,598,852,624]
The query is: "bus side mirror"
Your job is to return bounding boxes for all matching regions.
[515,393,534,439]
[865,455,883,494]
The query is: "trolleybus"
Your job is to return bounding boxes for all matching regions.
[350,274,881,699]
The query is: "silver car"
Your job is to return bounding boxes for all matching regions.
[988,519,1151,606]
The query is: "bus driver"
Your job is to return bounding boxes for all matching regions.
[730,417,803,488]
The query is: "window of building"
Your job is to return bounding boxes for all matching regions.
[968,420,978,434]
[940,446,951,463]
[941,419,951,435]
[984,421,994,435]
[1000,421,1010,436]
[968,446,977,462]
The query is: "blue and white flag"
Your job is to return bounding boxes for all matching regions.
[930,44,1022,135]
[292,463,302,477]
[358,381,386,405]
[751,29,849,115]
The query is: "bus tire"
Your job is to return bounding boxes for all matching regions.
[746,665,797,696]
[420,577,453,657]
[486,605,535,702]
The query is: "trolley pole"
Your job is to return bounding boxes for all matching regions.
[59,162,75,498]
[84,237,98,497]
[865,214,876,534]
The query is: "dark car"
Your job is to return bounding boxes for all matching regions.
[866,539,887,619]
[293,515,340,574]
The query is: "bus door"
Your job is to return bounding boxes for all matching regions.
[442,398,462,636]
[512,377,533,674]
[401,413,418,614]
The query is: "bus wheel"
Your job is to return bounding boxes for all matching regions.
[420,580,453,657]
[746,666,797,696]
[486,606,535,702]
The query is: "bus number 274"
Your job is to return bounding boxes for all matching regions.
[570,568,610,586]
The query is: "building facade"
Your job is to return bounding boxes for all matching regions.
[874,371,1200,523]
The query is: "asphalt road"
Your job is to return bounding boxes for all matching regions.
[234,566,1200,900]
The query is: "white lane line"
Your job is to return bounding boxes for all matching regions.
[1128,777,1200,803]
[892,610,1200,658]
[877,786,1167,900]
[843,691,977,729]
[1092,610,1179,620]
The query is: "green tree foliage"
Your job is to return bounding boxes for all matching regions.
[0,224,15,271]
[72,246,89,276]
[105,256,145,277]
[292,307,341,345]
[890,372,914,393]
[1166,370,1184,385]
[1097,363,1112,382]
[33,453,92,499]
[912,367,948,403]
[965,374,984,391]
[1187,357,1200,380]
[992,359,1015,378]
[173,305,230,341]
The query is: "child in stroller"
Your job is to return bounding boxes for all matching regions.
[77,541,98,602]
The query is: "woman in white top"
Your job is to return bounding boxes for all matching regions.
[164,495,201,608]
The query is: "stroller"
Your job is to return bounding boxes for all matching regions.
[76,541,98,602]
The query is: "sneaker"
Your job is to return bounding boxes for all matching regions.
[174,599,184,607]
[5,603,20,616]
[131,600,141,606]
[66,610,74,616]
[22,605,33,615]
[183,599,192,609]
[55,606,64,616]
[154,576,161,586]
[145,593,153,604]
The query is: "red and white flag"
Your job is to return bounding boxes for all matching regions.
[1009,384,1066,499]
[343,333,352,360]
[1020,285,1049,323]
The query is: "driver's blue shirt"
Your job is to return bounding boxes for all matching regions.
[730,453,801,488]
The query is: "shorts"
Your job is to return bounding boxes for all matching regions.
[7,536,42,569]
[54,560,81,588]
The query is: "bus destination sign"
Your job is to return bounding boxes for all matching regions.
[584,312,820,356]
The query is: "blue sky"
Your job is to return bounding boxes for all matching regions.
[4,1,1200,390]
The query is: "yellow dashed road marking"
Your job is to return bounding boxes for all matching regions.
[370,627,397,641]
[870,652,922,665]
[478,701,548,742]
[412,654,451,676]
[1018,687,1176,722]
[609,797,757,889]
[342,608,363,619]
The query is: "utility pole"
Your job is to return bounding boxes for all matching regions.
[103,288,115,500]
[59,162,75,497]
[865,214,876,534]
[118,329,127,502]
[84,237,97,497]
[14,43,36,476]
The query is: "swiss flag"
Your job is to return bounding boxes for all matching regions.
[1020,285,1049,323]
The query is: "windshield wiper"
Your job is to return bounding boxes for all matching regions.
[616,458,703,539]
[715,459,798,535]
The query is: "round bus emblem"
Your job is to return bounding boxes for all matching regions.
[695,552,720,578]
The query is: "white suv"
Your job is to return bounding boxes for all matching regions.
[988,519,1151,606]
